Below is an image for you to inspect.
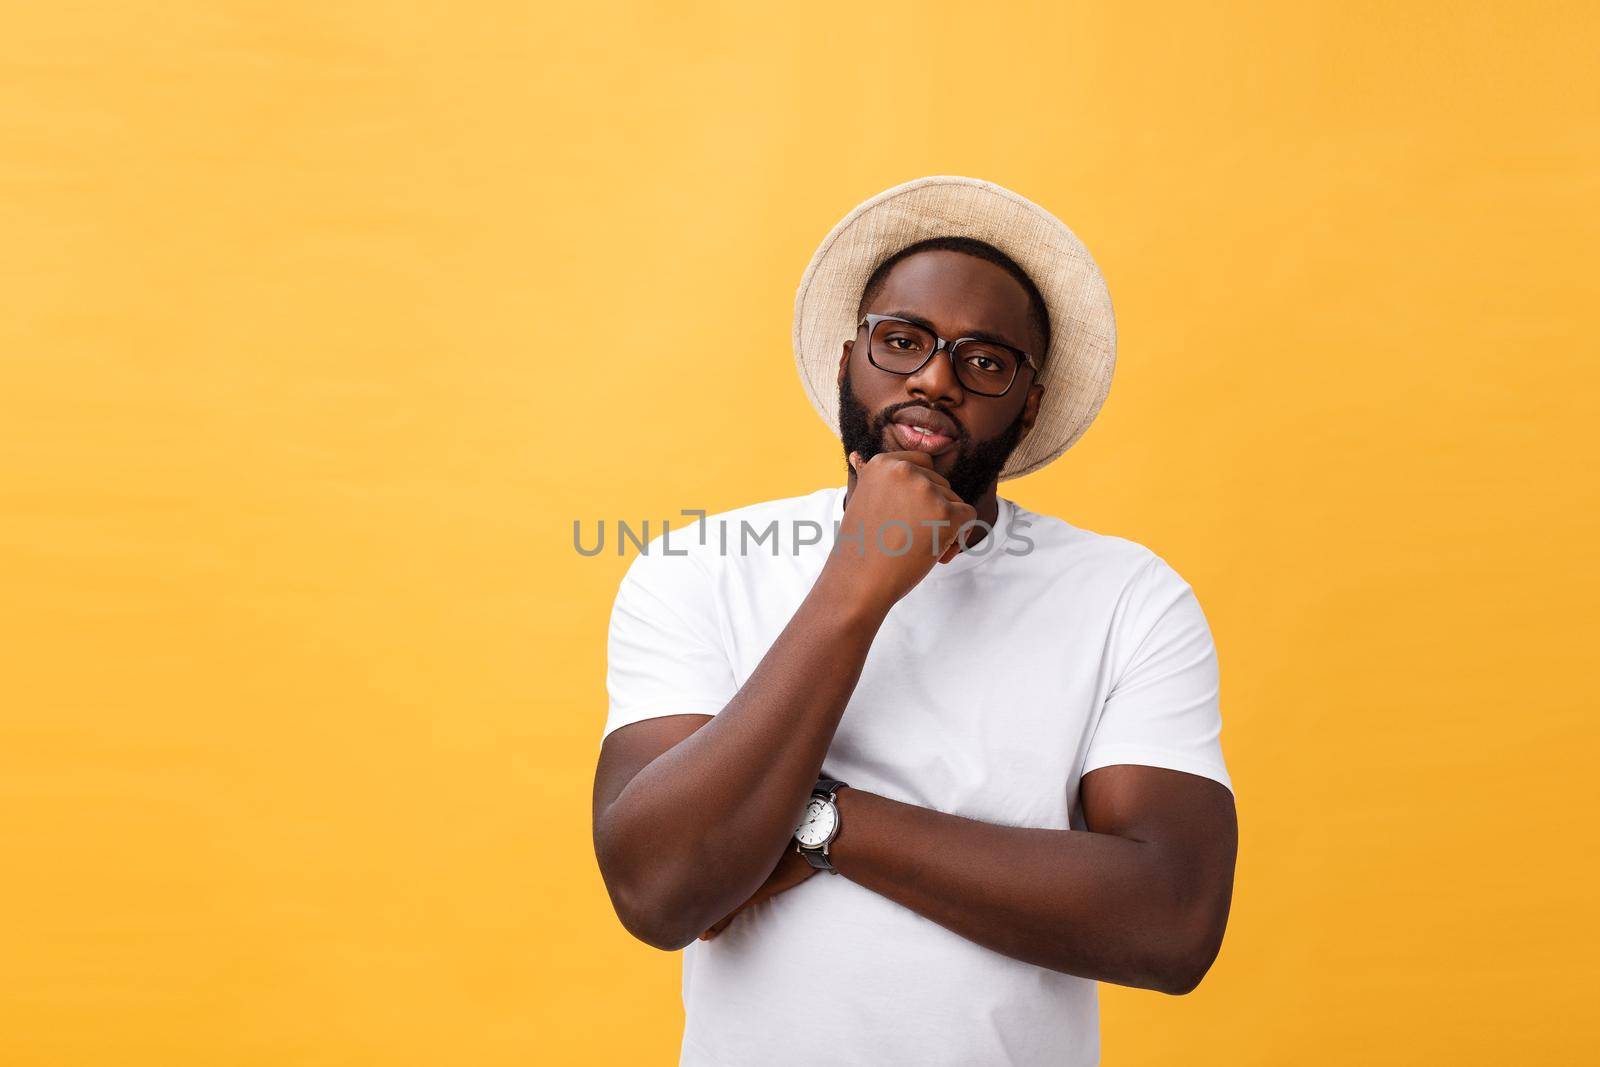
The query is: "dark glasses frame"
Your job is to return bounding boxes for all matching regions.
[856,313,1038,398]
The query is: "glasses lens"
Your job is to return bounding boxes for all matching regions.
[869,319,936,373]
[951,341,1020,395]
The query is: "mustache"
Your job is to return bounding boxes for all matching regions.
[873,402,966,443]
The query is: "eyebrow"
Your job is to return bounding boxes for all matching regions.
[881,309,1028,354]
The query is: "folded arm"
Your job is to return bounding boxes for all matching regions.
[828,763,1237,995]
[592,568,883,952]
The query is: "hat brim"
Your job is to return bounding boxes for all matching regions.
[792,175,1116,481]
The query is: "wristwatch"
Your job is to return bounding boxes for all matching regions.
[793,776,849,873]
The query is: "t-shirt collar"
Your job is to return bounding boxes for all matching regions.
[828,484,1013,576]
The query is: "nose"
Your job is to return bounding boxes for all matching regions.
[904,346,964,406]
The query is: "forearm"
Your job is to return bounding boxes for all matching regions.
[597,564,887,949]
[830,788,1224,994]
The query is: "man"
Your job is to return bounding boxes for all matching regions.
[591,176,1237,1066]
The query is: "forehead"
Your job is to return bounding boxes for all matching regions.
[865,248,1036,349]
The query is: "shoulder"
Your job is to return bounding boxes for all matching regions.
[1006,501,1184,579]
[1000,500,1203,612]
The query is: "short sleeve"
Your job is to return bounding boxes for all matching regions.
[601,545,737,749]
[1082,554,1234,794]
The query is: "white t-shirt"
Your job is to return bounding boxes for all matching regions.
[602,484,1233,1067]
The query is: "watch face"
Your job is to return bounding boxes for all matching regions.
[794,796,837,848]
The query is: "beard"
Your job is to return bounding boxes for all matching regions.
[837,371,1028,508]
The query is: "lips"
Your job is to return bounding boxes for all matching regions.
[889,406,959,455]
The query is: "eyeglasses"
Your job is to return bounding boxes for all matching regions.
[856,313,1037,398]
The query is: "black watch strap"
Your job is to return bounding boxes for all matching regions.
[799,847,836,872]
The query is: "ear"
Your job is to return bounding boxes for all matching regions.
[1015,380,1045,442]
[836,339,852,387]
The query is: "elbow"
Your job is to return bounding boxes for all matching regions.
[598,860,698,950]
[606,876,699,952]
[597,848,705,952]
[1154,956,1210,997]
[1146,855,1234,996]
[595,819,698,951]
[619,901,696,952]
[1152,913,1228,996]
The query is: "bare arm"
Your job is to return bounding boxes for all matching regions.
[821,765,1237,994]
[593,569,883,951]
[592,451,976,951]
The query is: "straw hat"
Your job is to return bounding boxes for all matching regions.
[792,175,1116,480]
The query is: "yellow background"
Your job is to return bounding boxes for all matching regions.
[4,3,1596,1063]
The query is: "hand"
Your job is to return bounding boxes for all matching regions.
[825,450,979,613]
[698,846,820,940]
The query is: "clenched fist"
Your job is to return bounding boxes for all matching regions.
[824,449,979,615]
